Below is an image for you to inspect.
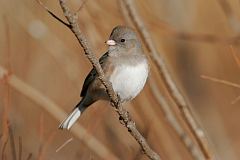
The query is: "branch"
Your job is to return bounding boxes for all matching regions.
[36,0,70,28]
[39,0,161,159]
[119,1,204,159]
[149,78,205,160]
[122,0,215,159]
[0,66,118,160]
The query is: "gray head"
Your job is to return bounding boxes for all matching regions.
[106,26,142,56]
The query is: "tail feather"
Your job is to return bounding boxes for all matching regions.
[59,107,81,130]
[59,97,93,130]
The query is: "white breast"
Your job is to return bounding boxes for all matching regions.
[109,61,149,102]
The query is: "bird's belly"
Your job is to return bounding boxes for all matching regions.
[109,62,148,101]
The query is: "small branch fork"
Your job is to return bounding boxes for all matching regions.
[37,0,161,160]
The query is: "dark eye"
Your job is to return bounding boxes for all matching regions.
[120,39,125,42]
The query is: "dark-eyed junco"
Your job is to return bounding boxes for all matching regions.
[59,26,149,129]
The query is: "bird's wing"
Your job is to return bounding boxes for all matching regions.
[80,52,109,97]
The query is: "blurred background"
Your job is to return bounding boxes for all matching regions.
[1,0,240,159]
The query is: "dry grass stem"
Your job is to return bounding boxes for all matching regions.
[149,78,204,160]
[201,75,240,89]
[26,153,32,160]
[9,126,17,160]
[18,137,22,160]
[75,0,89,16]
[119,0,204,158]
[202,46,240,105]
[38,131,56,160]
[0,65,119,160]
[231,95,240,104]
[119,0,134,27]
[122,0,214,159]
[2,0,240,159]
[201,75,240,104]
[1,136,9,160]
[56,137,73,153]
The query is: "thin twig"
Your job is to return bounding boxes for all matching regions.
[1,136,8,160]
[38,131,57,160]
[122,0,214,159]
[75,0,89,16]
[56,0,161,159]
[201,75,240,89]
[202,46,240,105]
[18,137,22,160]
[9,125,17,160]
[56,137,73,152]
[36,0,70,28]
[37,114,44,160]
[201,75,240,104]
[231,95,240,104]
[26,153,32,160]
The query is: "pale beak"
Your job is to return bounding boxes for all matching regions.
[106,40,116,46]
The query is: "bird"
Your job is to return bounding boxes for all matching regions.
[59,25,149,130]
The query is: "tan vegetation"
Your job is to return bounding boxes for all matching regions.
[1,0,240,159]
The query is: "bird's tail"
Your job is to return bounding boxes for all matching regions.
[59,101,85,130]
